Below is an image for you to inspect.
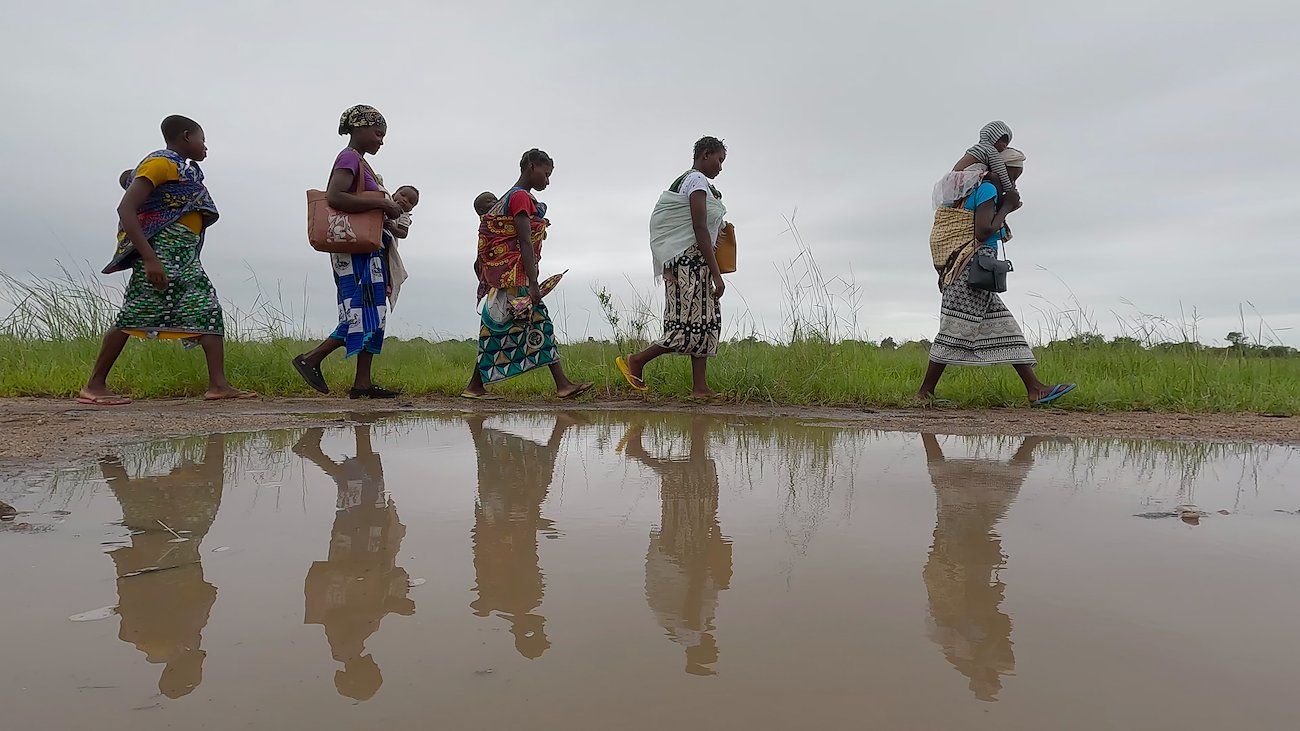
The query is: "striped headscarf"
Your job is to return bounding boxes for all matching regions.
[338,105,387,136]
[966,121,1015,191]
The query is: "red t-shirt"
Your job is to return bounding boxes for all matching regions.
[506,189,538,218]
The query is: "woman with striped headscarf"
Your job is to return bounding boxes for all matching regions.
[918,149,1077,406]
[292,105,406,399]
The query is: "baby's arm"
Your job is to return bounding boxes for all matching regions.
[387,212,412,239]
[395,212,412,238]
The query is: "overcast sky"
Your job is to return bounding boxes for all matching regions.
[2,0,1295,346]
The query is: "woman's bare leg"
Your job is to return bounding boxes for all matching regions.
[81,330,131,400]
[915,360,948,400]
[690,356,716,398]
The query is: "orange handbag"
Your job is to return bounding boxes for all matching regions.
[307,159,385,254]
[715,221,737,274]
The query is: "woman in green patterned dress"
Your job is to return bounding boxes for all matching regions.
[78,115,255,405]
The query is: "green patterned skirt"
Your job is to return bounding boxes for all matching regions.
[114,223,224,338]
[477,287,559,384]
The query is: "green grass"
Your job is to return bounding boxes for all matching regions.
[1,336,1296,414]
[2,258,1296,414]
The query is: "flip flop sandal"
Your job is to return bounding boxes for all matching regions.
[460,391,504,401]
[615,356,649,392]
[203,390,261,401]
[560,383,594,400]
[1032,383,1077,406]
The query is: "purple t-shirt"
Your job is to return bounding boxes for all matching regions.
[333,148,379,192]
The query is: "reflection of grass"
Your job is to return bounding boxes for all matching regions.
[620,413,879,556]
[946,433,1293,508]
[20,414,473,512]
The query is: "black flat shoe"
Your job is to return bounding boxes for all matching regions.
[292,356,329,394]
[349,386,401,400]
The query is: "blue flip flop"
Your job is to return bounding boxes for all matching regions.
[1032,383,1077,406]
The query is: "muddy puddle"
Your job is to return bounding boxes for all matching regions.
[2,412,1299,729]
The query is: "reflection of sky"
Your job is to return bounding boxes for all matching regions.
[4,2,1297,346]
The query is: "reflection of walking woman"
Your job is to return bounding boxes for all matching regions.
[293,105,406,400]
[296,423,414,701]
[466,413,580,659]
[920,433,1039,702]
[624,416,732,676]
[98,434,225,699]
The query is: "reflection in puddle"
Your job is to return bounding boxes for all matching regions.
[99,434,223,699]
[3,413,1300,729]
[297,421,414,701]
[921,433,1030,702]
[467,413,572,659]
[626,417,732,676]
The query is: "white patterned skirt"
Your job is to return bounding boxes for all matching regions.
[929,249,1036,366]
[657,245,720,358]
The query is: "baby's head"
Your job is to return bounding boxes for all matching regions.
[474,191,498,216]
[119,169,133,190]
[393,185,420,212]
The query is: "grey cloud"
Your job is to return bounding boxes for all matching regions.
[1,0,1294,348]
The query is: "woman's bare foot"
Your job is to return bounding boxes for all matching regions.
[626,353,647,383]
[203,386,259,401]
[558,382,593,400]
[76,388,132,406]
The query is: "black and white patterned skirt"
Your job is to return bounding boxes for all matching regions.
[658,245,720,358]
[929,248,1036,366]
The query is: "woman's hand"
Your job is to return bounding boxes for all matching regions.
[143,256,169,291]
[711,272,726,299]
[1002,189,1023,211]
[529,286,543,306]
[379,198,404,219]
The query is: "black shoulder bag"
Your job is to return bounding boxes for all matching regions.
[965,194,1014,293]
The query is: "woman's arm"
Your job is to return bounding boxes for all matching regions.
[515,212,542,303]
[117,178,168,290]
[690,189,725,298]
[973,196,1015,241]
[326,167,402,217]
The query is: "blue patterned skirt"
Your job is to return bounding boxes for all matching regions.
[329,243,388,358]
